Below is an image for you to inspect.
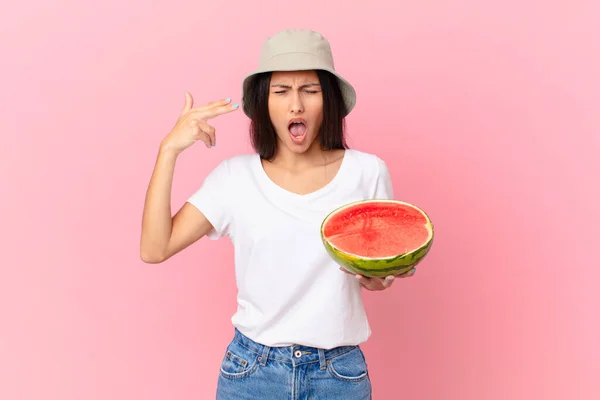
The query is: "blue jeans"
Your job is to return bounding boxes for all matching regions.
[216,328,372,399]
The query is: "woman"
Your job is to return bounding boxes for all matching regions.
[140,29,415,399]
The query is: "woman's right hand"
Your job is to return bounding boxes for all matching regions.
[160,92,239,153]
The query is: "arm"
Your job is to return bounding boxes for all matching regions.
[139,147,213,263]
[341,156,415,289]
[139,92,239,263]
[374,156,394,199]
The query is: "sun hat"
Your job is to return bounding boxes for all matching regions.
[241,29,357,118]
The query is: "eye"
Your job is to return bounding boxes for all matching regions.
[305,90,319,94]
[274,90,287,94]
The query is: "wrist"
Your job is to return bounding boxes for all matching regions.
[158,141,181,157]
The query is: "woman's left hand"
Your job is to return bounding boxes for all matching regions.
[339,267,416,291]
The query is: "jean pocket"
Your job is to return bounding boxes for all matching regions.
[327,347,369,382]
[219,341,259,380]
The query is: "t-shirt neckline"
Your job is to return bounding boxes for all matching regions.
[252,149,352,201]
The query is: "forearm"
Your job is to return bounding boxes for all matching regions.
[140,146,179,262]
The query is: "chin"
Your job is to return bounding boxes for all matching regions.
[280,133,318,154]
[286,144,312,154]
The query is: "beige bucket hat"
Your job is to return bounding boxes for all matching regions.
[241,29,357,118]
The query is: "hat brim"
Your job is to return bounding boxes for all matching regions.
[241,52,356,118]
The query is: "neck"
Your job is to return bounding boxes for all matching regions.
[270,140,337,170]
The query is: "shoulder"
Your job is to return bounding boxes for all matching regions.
[222,153,258,167]
[191,153,258,202]
[345,149,389,175]
[223,153,258,171]
[207,153,258,177]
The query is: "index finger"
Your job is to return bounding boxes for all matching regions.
[190,97,231,112]
[397,268,416,278]
[195,101,240,120]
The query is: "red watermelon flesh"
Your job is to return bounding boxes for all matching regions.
[322,201,431,258]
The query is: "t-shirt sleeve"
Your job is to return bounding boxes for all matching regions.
[186,159,233,240]
[374,157,394,199]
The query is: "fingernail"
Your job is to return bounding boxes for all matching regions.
[226,97,231,102]
[232,103,239,109]
[386,276,394,281]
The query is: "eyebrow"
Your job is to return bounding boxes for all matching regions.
[271,83,321,89]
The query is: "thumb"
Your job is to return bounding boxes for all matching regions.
[180,91,193,115]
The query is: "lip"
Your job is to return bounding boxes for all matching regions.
[287,118,308,128]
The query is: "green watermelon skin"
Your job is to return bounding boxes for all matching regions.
[320,199,434,278]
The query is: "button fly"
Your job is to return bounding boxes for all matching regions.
[294,350,302,358]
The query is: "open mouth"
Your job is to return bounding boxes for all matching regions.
[288,119,307,144]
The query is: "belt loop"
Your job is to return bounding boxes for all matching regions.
[318,348,327,370]
[259,345,270,366]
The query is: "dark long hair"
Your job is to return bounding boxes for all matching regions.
[242,70,348,160]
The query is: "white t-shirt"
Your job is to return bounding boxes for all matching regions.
[187,148,394,349]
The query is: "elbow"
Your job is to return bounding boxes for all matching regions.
[141,254,163,264]
[140,247,167,264]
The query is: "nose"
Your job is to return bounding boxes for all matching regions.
[289,90,304,114]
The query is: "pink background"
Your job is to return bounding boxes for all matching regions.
[1,1,599,399]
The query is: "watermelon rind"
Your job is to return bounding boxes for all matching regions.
[320,199,434,278]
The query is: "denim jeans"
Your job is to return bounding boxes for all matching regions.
[216,328,372,399]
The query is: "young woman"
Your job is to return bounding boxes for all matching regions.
[140,29,415,399]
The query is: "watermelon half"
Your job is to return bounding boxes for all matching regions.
[320,199,434,278]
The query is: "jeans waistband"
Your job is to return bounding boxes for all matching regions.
[232,328,359,369]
